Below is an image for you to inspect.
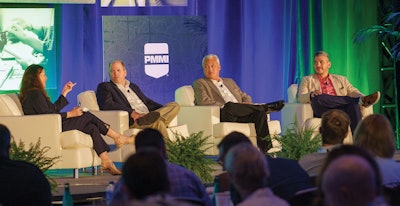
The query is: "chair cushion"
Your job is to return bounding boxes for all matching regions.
[77,90,100,111]
[0,94,23,116]
[175,85,195,106]
[213,122,257,138]
[167,124,190,141]
[60,130,93,149]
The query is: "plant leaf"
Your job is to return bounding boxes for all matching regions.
[9,137,60,191]
[166,131,215,183]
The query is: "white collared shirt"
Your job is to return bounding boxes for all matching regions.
[212,79,238,103]
[115,80,149,114]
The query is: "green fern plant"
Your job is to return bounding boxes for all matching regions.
[268,122,322,160]
[165,131,215,183]
[9,138,60,191]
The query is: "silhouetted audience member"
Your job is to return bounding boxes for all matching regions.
[224,143,288,206]
[299,109,350,177]
[111,128,212,206]
[0,124,52,206]
[214,131,312,204]
[353,114,400,186]
[119,149,192,206]
[314,145,388,206]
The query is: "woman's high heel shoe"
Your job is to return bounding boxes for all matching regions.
[100,160,121,175]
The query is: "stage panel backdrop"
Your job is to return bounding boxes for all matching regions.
[102,16,207,104]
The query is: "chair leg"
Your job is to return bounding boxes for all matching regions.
[92,166,98,175]
[73,168,79,179]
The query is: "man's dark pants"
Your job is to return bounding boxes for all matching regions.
[311,94,362,132]
[220,102,271,152]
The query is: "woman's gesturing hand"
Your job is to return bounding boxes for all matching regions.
[61,81,77,97]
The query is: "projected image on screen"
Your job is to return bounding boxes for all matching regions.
[0,8,55,92]
[101,0,187,7]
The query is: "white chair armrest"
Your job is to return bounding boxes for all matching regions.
[361,105,374,118]
[89,110,129,144]
[177,105,220,138]
[281,103,313,133]
[0,114,62,158]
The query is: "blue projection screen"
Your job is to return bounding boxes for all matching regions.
[0,8,56,92]
[102,16,207,104]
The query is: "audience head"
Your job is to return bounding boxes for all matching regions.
[313,51,331,77]
[319,109,350,145]
[353,114,396,158]
[122,149,170,200]
[315,145,383,206]
[202,54,221,81]
[322,154,378,206]
[224,143,269,199]
[108,59,127,85]
[19,64,47,102]
[217,131,252,166]
[134,128,167,159]
[0,124,11,157]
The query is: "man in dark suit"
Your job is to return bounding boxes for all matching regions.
[193,54,285,151]
[97,60,180,138]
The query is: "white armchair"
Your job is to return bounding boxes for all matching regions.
[281,84,373,144]
[0,93,100,178]
[77,90,189,161]
[174,85,282,155]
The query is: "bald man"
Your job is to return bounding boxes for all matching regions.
[322,155,386,206]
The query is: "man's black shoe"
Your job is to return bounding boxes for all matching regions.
[137,111,160,126]
[264,100,285,113]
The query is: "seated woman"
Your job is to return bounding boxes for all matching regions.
[19,64,134,175]
[353,114,400,186]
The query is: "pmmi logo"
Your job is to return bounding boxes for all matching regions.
[144,43,169,78]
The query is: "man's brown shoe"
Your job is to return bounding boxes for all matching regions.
[361,91,380,107]
[137,111,160,126]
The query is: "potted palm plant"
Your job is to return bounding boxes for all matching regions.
[354,12,400,61]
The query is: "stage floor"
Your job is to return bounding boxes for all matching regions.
[50,166,121,205]
[49,162,220,206]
